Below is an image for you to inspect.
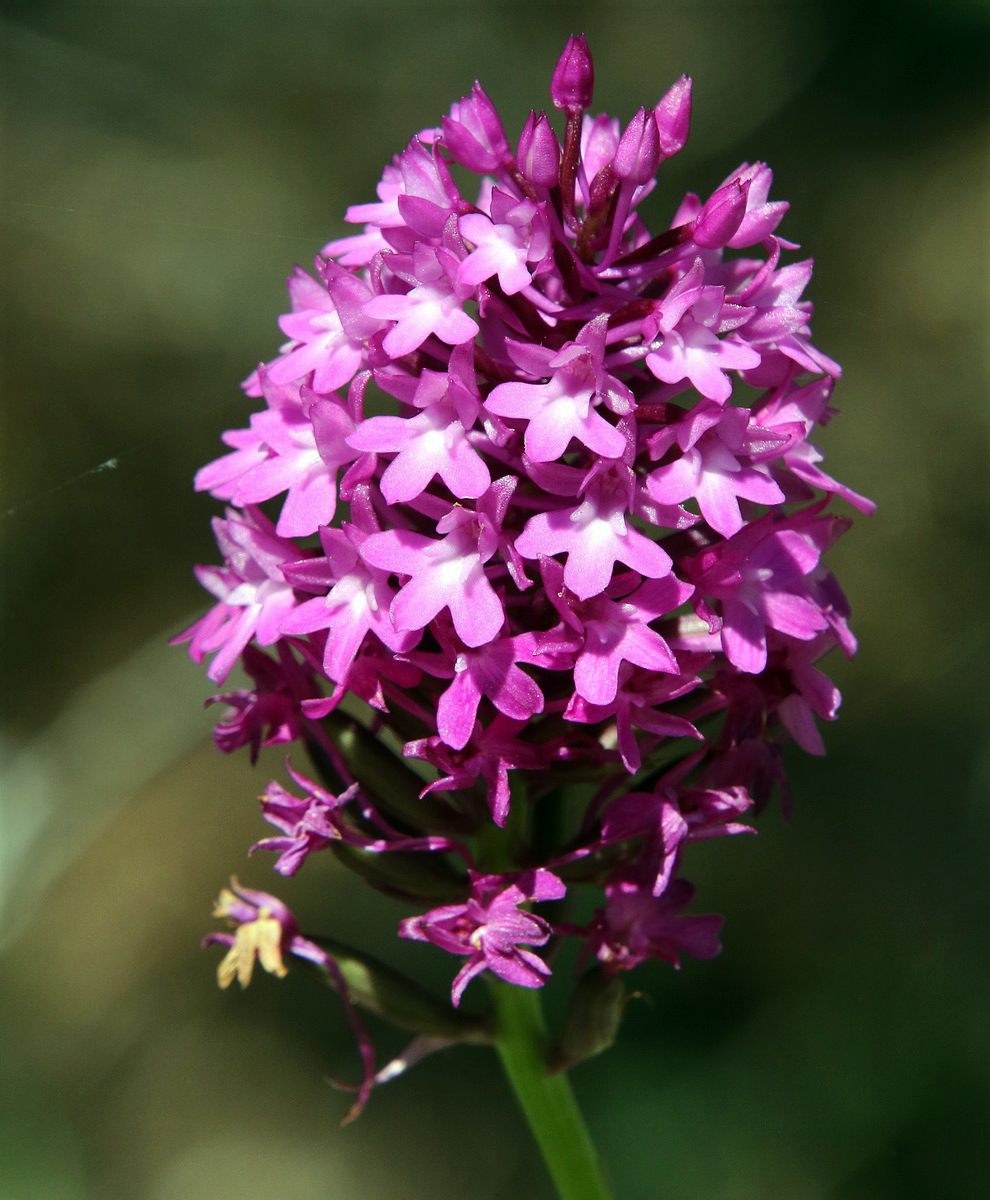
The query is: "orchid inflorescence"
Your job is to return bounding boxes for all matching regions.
[181,35,871,1118]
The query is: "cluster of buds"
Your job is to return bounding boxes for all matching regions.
[181,36,871,1114]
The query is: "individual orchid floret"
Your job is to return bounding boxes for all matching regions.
[769,632,844,755]
[458,191,552,296]
[686,509,835,673]
[550,34,594,113]
[196,369,368,540]
[486,315,629,461]
[253,773,361,876]
[321,160,405,266]
[585,875,724,973]
[406,714,554,827]
[252,759,461,876]
[206,877,377,1121]
[196,368,302,498]
[654,75,692,157]
[326,137,463,265]
[346,394,490,503]
[643,261,762,402]
[600,755,754,896]
[279,518,416,684]
[542,560,691,707]
[406,618,545,751]
[363,244,479,357]
[515,468,672,601]
[206,877,325,989]
[400,869,566,1005]
[752,378,876,513]
[266,265,370,392]
[645,403,785,537]
[206,643,314,762]
[173,507,300,684]
[564,662,703,774]
[442,81,512,175]
[361,490,507,648]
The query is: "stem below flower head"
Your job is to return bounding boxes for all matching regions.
[491,981,613,1200]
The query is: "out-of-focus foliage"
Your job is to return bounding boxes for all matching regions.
[1,3,987,1198]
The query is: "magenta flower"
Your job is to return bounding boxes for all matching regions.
[515,469,673,601]
[400,869,566,1005]
[206,643,316,762]
[360,487,509,647]
[645,402,786,538]
[459,191,551,295]
[363,243,479,357]
[346,395,490,503]
[173,506,299,684]
[182,37,870,1139]
[584,876,724,973]
[485,317,629,462]
[600,754,754,896]
[685,510,837,673]
[279,515,417,684]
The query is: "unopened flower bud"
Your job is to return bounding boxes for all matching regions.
[655,74,692,156]
[551,966,627,1072]
[693,178,751,248]
[614,107,662,185]
[551,33,594,112]
[517,111,562,187]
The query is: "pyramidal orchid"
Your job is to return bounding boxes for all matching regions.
[178,35,871,1199]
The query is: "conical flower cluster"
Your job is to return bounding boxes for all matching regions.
[183,37,871,1113]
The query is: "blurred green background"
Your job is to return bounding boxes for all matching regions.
[2,2,988,1197]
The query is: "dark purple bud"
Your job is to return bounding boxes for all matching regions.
[655,74,692,156]
[693,178,751,248]
[551,34,594,112]
[517,110,562,187]
[614,107,661,184]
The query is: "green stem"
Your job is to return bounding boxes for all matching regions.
[492,982,613,1200]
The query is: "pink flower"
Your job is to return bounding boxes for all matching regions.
[360,487,510,648]
[346,396,490,503]
[585,876,724,973]
[485,316,629,462]
[515,469,672,600]
[458,190,551,295]
[400,869,566,1005]
[363,244,479,357]
[174,507,299,684]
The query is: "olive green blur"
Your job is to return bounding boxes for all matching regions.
[1,2,987,1197]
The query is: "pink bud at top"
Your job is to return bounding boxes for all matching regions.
[614,107,662,184]
[551,34,594,112]
[517,111,562,187]
[693,178,751,248]
[655,74,692,157]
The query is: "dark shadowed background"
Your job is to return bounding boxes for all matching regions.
[2,2,988,1198]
